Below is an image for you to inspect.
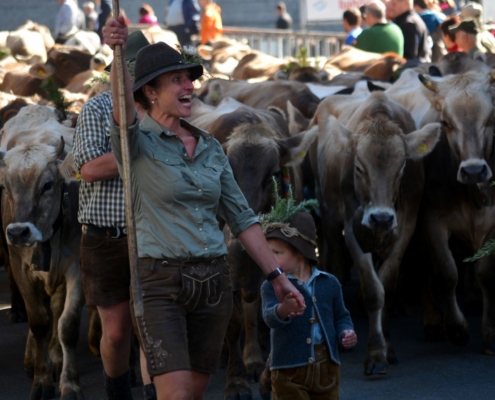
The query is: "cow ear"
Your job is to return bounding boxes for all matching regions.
[58,152,78,182]
[327,115,353,152]
[277,126,318,166]
[404,123,441,161]
[0,152,6,185]
[286,100,309,136]
[197,45,213,61]
[28,63,54,79]
[204,81,222,105]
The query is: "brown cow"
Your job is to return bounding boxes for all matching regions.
[309,91,440,375]
[197,38,253,76]
[388,67,495,355]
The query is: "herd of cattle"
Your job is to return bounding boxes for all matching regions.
[1,19,495,400]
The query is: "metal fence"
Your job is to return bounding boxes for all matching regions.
[129,25,347,59]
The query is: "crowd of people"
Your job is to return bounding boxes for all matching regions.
[343,0,495,63]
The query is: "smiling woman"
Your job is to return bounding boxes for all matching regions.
[103,15,307,400]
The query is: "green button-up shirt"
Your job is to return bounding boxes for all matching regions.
[110,114,258,259]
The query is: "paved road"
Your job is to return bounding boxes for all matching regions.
[1,267,494,400]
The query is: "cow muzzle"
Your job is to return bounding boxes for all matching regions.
[458,160,492,184]
[6,222,43,247]
[362,208,397,231]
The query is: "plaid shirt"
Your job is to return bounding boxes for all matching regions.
[73,91,126,228]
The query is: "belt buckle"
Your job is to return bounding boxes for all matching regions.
[111,226,121,239]
[82,224,88,234]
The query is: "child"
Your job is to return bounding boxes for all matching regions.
[261,211,357,400]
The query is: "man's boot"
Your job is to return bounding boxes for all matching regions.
[104,370,133,400]
[143,383,157,400]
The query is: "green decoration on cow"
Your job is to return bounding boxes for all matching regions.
[40,77,73,120]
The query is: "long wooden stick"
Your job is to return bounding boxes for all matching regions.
[112,0,143,318]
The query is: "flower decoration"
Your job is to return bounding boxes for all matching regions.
[178,45,203,65]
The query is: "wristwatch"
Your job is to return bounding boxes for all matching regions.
[266,267,284,281]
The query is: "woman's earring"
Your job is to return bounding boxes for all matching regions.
[151,100,155,104]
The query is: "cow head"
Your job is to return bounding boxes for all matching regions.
[224,121,318,214]
[0,139,77,247]
[419,71,495,184]
[329,116,440,231]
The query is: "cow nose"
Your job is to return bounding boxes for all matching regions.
[7,225,31,243]
[369,212,394,230]
[460,164,488,184]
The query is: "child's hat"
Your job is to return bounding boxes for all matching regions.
[260,178,318,262]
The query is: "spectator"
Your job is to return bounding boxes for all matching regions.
[199,0,222,45]
[96,0,112,43]
[354,1,404,55]
[275,2,293,30]
[165,0,201,47]
[343,8,363,45]
[440,15,462,52]
[54,0,81,43]
[460,2,495,54]
[139,3,158,25]
[359,4,368,28]
[388,0,431,62]
[438,0,456,16]
[83,1,98,31]
[450,19,485,58]
[414,0,446,61]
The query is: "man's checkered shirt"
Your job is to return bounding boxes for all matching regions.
[73,91,126,228]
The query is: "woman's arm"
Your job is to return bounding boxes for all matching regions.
[103,16,135,128]
[238,224,306,313]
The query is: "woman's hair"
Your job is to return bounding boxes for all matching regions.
[440,15,461,41]
[139,3,154,16]
[133,75,161,110]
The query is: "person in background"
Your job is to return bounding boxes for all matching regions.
[359,4,369,28]
[343,7,363,45]
[275,2,293,30]
[460,2,495,54]
[96,0,112,42]
[73,30,156,400]
[54,0,81,43]
[450,18,486,58]
[354,1,404,55]
[199,0,222,45]
[440,15,462,52]
[414,0,446,61]
[165,0,201,47]
[83,1,98,31]
[438,0,456,16]
[261,211,356,400]
[139,3,158,25]
[388,0,431,62]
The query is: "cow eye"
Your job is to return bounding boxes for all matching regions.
[41,181,54,194]
[441,120,453,130]
[355,165,364,175]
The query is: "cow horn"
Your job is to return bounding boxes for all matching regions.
[54,137,65,160]
[489,70,495,85]
[418,74,439,93]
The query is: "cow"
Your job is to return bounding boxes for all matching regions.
[0,105,83,399]
[4,29,47,64]
[231,51,287,80]
[309,91,441,375]
[387,67,495,355]
[189,99,317,399]
[197,38,253,76]
[196,78,321,119]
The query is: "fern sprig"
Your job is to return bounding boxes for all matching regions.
[40,77,73,120]
[464,239,495,262]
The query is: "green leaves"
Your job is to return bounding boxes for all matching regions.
[40,77,73,120]
[259,177,318,231]
[464,239,495,262]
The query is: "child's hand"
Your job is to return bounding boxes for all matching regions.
[276,292,305,319]
[341,330,357,348]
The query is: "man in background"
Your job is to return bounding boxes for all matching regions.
[275,2,293,29]
[343,7,362,45]
[354,1,404,55]
[450,19,485,58]
[165,0,201,46]
[460,2,495,54]
[387,0,431,62]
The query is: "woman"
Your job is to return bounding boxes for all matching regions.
[103,16,306,400]
[138,3,158,25]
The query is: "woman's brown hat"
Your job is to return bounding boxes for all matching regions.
[132,42,203,93]
[265,211,318,263]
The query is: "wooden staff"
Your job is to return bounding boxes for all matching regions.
[112,0,143,318]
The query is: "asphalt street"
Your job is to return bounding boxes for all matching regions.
[1,267,494,400]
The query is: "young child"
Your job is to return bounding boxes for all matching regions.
[261,211,357,400]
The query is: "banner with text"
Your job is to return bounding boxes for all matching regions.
[306,0,369,22]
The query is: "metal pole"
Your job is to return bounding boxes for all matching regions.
[112,0,143,318]
[299,0,307,31]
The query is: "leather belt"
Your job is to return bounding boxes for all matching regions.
[81,224,127,239]
[141,255,227,267]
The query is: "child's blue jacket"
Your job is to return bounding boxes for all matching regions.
[261,268,354,370]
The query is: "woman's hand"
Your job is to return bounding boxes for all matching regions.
[102,15,128,52]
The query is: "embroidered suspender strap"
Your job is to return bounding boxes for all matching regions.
[282,165,291,199]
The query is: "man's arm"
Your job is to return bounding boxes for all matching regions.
[80,153,120,183]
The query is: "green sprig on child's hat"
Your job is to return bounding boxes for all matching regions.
[259,177,318,232]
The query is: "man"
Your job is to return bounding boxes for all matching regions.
[450,19,485,59]
[343,7,363,45]
[354,1,404,55]
[54,0,80,43]
[387,0,431,62]
[460,2,495,54]
[275,2,293,30]
[165,0,201,47]
[83,1,98,31]
[73,30,155,400]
